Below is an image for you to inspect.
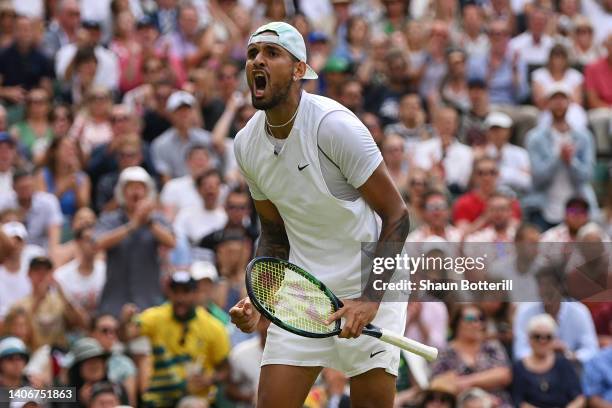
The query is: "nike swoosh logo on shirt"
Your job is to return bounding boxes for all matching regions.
[298,164,310,171]
[370,350,385,358]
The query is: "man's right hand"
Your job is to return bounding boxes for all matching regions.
[229,297,260,333]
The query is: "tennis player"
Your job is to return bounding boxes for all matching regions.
[230,22,411,408]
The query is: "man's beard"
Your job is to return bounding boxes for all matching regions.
[251,79,293,111]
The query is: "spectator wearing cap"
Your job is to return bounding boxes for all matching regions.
[524,84,597,230]
[54,224,106,315]
[320,56,351,102]
[174,169,227,262]
[90,314,137,407]
[583,338,612,407]
[55,19,120,93]
[41,0,81,59]
[532,43,588,130]
[66,337,127,408]
[413,106,474,194]
[0,15,53,106]
[478,111,531,194]
[0,131,17,195]
[452,157,522,234]
[0,337,30,390]
[94,166,175,317]
[151,90,217,184]
[0,169,63,251]
[13,256,88,349]
[0,221,46,320]
[125,271,230,407]
[384,93,432,151]
[584,33,612,155]
[513,263,599,364]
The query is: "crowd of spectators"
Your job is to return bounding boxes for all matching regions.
[0,0,611,407]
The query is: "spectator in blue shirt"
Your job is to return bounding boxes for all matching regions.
[513,263,599,364]
[583,344,612,407]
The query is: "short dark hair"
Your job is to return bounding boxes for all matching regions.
[422,189,448,205]
[185,144,209,160]
[195,168,221,188]
[29,256,53,271]
[12,168,33,184]
[449,303,485,339]
[565,196,589,211]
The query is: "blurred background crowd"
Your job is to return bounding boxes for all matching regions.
[0,0,611,407]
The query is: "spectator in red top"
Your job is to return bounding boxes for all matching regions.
[584,33,612,154]
[452,157,521,234]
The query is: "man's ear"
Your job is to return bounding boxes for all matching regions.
[294,61,307,81]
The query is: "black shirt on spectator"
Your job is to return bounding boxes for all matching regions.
[0,43,53,90]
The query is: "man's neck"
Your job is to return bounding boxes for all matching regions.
[176,127,190,138]
[265,89,302,140]
[544,301,561,317]
[429,224,446,236]
[552,118,569,132]
[3,254,21,273]
[472,104,489,118]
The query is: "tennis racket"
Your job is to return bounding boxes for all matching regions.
[245,257,438,362]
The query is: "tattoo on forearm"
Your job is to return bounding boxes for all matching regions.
[255,217,290,260]
[363,209,411,302]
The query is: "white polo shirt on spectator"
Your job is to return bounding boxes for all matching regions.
[0,192,63,249]
[0,244,45,318]
[413,137,474,190]
[509,33,554,66]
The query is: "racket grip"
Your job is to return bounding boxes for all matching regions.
[379,328,438,362]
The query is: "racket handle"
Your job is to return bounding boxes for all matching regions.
[379,328,438,362]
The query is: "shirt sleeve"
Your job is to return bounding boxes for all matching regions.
[317,110,383,189]
[233,133,267,201]
[46,194,64,226]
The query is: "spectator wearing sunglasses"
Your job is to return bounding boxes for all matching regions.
[512,314,584,408]
[124,271,230,407]
[407,190,462,244]
[430,304,512,407]
[90,314,136,407]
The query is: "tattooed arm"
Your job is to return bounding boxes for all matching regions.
[327,162,411,338]
[230,199,288,333]
[253,200,290,260]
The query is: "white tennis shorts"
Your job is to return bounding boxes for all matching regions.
[261,301,407,377]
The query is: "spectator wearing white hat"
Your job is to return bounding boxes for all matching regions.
[0,337,30,393]
[477,111,531,194]
[151,90,218,184]
[524,83,597,230]
[0,221,45,320]
[190,260,229,326]
[94,166,175,317]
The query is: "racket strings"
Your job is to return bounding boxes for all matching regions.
[251,261,336,334]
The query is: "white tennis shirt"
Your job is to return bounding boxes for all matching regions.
[234,91,382,298]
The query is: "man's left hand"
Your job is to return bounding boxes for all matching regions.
[326,297,379,338]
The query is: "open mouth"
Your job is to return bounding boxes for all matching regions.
[253,71,267,98]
